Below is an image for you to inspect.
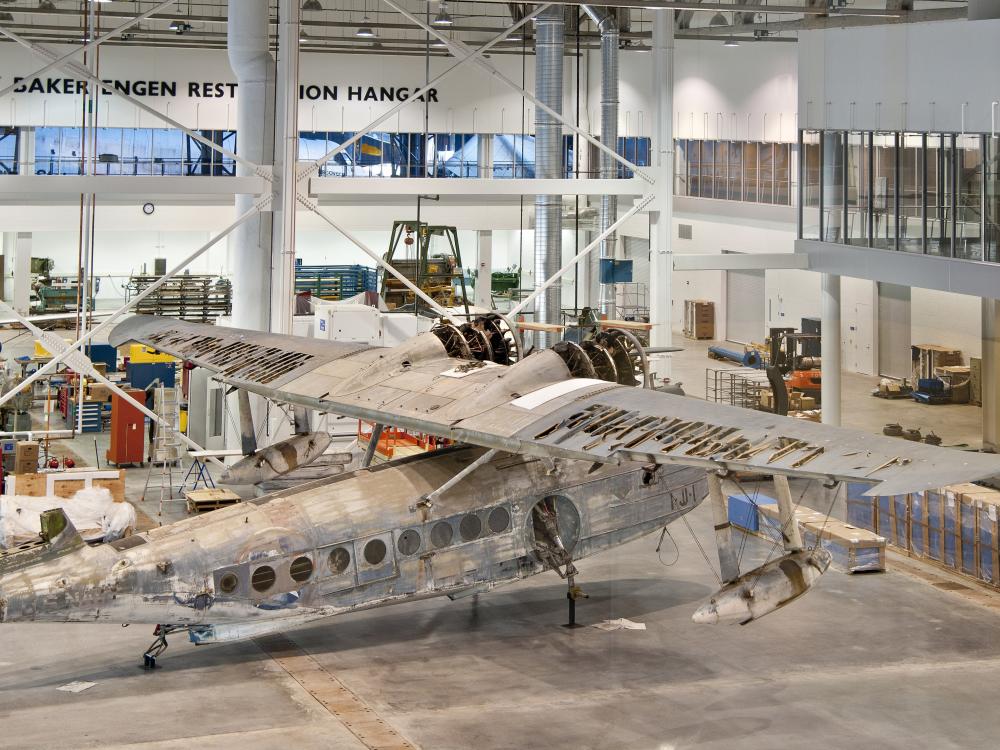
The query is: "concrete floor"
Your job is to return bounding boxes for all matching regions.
[1,327,998,749]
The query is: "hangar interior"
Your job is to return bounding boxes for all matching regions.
[2,1,1000,748]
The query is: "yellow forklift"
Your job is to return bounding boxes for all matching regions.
[381,221,470,317]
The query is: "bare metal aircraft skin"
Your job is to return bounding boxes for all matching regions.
[1,315,999,661]
[0,448,705,638]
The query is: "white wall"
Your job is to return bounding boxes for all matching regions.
[911,288,982,361]
[673,40,798,142]
[799,19,1000,133]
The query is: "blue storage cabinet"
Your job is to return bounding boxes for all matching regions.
[126,361,176,391]
[727,493,777,533]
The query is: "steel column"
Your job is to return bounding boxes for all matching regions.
[648,9,674,378]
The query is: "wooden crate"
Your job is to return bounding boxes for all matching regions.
[848,482,1000,587]
[970,357,982,406]
[5,469,125,502]
[757,502,886,572]
[683,299,715,340]
[184,488,241,514]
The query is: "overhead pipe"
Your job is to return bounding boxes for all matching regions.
[227,0,275,333]
[582,5,619,318]
[533,5,566,348]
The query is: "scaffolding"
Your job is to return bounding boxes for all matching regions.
[705,367,772,410]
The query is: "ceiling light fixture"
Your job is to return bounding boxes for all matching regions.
[355,24,375,37]
[723,37,739,47]
[168,19,191,34]
[433,1,453,26]
[302,0,323,9]
[0,11,12,20]
[37,0,55,9]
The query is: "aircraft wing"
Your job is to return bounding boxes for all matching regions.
[110,315,1000,496]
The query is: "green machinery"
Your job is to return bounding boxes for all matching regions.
[382,221,469,315]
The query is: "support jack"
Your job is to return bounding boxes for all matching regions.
[141,624,180,670]
[562,567,588,629]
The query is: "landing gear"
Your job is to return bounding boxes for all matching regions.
[529,496,587,628]
[141,624,182,670]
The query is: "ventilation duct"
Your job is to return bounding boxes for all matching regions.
[533,6,565,349]
[582,6,619,318]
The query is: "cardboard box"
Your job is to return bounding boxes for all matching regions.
[14,440,39,475]
[88,384,112,402]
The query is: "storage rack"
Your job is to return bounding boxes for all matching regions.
[294,264,377,301]
[705,367,771,410]
[126,274,232,322]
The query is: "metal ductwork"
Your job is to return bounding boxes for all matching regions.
[533,5,565,349]
[227,0,275,333]
[582,5,619,318]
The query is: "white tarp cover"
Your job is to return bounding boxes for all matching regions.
[0,487,136,547]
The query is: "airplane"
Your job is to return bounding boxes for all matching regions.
[2,313,999,668]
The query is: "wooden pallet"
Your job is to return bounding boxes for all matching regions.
[184,488,241,514]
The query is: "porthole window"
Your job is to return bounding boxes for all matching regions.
[488,506,511,534]
[251,565,276,592]
[397,529,421,556]
[289,556,314,583]
[430,521,454,549]
[219,572,239,593]
[329,546,351,575]
[364,538,387,566]
[459,513,482,542]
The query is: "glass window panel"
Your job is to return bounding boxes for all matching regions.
[47,127,83,175]
[674,139,689,196]
[987,136,1000,263]
[0,127,18,175]
[759,143,774,205]
[774,143,790,206]
[688,139,701,197]
[700,141,714,199]
[714,141,728,200]
[955,134,982,261]
[95,127,122,174]
[872,133,897,250]
[926,134,954,257]
[728,141,742,201]
[898,133,924,253]
[846,132,870,245]
[152,128,183,175]
[801,131,821,239]
[821,132,844,241]
[744,142,758,203]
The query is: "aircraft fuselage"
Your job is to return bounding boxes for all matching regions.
[0,447,706,638]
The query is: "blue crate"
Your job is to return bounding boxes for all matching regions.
[85,343,118,372]
[728,493,777,533]
[126,362,176,391]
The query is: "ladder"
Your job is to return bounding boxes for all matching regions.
[141,385,184,520]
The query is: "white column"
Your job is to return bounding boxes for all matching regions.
[475,230,493,309]
[270,0,300,336]
[648,10,674,380]
[477,133,493,178]
[982,298,1000,451]
[227,0,275,333]
[18,127,34,175]
[12,232,31,315]
[821,272,841,425]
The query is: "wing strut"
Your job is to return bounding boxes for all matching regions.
[707,473,741,583]
[773,475,804,551]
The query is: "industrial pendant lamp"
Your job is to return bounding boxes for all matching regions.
[302,0,323,10]
[356,0,376,38]
[38,0,56,9]
[723,37,739,47]
[433,1,454,26]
